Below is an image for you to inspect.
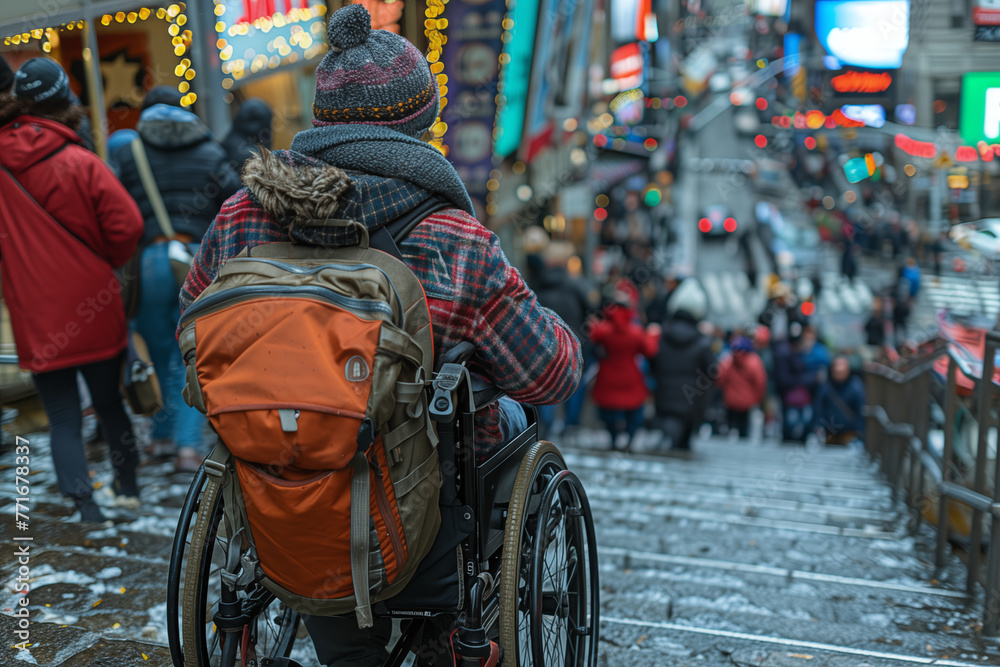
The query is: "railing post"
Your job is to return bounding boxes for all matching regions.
[968,335,997,597]
[984,333,1000,634]
[867,372,884,463]
[912,371,931,535]
[888,382,905,504]
[936,357,957,573]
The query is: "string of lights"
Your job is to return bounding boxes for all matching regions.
[424,0,449,155]
[2,5,194,107]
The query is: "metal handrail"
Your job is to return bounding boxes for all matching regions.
[864,332,1000,633]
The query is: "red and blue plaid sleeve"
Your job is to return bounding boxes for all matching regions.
[470,231,582,405]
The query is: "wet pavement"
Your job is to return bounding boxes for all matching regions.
[2,401,998,665]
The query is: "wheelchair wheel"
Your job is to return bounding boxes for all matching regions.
[167,466,300,667]
[499,441,599,666]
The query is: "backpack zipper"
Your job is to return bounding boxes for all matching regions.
[180,284,394,325]
[226,257,405,327]
[369,455,406,578]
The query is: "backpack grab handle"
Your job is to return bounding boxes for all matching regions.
[288,217,370,249]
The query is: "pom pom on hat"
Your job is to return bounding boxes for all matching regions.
[329,3,371,50]
[312,3,439,137]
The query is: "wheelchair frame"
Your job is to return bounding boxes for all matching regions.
[166,346,599,666]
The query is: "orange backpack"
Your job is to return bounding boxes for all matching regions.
[179,218,439,627]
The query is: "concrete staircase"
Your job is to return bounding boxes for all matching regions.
[556,433,1000,666]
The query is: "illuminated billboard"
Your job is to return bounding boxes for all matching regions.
[814,0,909,69]
[960,72,1000,145]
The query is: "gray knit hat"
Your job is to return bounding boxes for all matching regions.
[312,4,439,137]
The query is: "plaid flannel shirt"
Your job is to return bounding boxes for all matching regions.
[180,188,582,452]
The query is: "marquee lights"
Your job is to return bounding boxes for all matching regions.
[424,0,450,156]
[3,6,194,105]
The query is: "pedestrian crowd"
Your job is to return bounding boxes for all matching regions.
[0,46,872,531]
[525,232,868,456]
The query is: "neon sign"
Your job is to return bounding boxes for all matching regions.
[894,133,936,159]
[832,70,891,93]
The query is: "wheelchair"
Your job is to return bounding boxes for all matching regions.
[166,342,599,666]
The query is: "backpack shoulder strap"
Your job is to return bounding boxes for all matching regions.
[130,137,176,238]
[369,195,453,260]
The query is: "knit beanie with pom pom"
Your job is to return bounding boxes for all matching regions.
[312,3,439,137]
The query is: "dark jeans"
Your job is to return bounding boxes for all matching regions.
[727,409,750,438]
[781,404,813,443]
[598,406,644,448]
[304,615,457,667]
[32,354,138,499]
[656,412,694,450]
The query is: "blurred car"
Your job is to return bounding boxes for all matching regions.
[755,201,822,277]
[728,62,751,86]
[709,72,732,93]
[734,107,760,135]
[949,219,1000,260]
[754,158,792,196]
[730,87,754,106]
[698,204,740,237]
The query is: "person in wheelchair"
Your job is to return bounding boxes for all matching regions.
[178,5,582,664]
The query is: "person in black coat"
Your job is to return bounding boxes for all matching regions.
[772,325,815,443]
[645,272,679,326]
[648,279,715,452]
[114,95,240,473]
[222,98,273,171]
[813,355,866,445]
[865,296,887,348]
[115,100,240,244]
[533,241,594,437]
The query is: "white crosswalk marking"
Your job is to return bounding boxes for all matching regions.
[817,273,871,315]
[923,276,1000,317]
[721,271,744,314]
[701,271,871,327]
[702,272,726,316]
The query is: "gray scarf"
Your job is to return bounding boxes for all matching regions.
[290,124,474,214]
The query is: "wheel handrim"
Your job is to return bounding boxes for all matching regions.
[530,470,597,667]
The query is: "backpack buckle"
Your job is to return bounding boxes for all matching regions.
[357,417,375,451]
[430,363,466,422]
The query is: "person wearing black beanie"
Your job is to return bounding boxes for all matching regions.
[141,85,183,110]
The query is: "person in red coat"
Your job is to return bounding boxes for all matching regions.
[0,59,143,523]
[589,286,660,451]
[716,334,767,438]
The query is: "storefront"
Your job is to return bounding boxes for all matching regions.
[0,1,336,153]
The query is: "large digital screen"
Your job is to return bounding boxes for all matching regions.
[960,72,1000,145]
[814,0,909,69]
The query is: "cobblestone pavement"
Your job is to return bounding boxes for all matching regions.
[2,402,998,665]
